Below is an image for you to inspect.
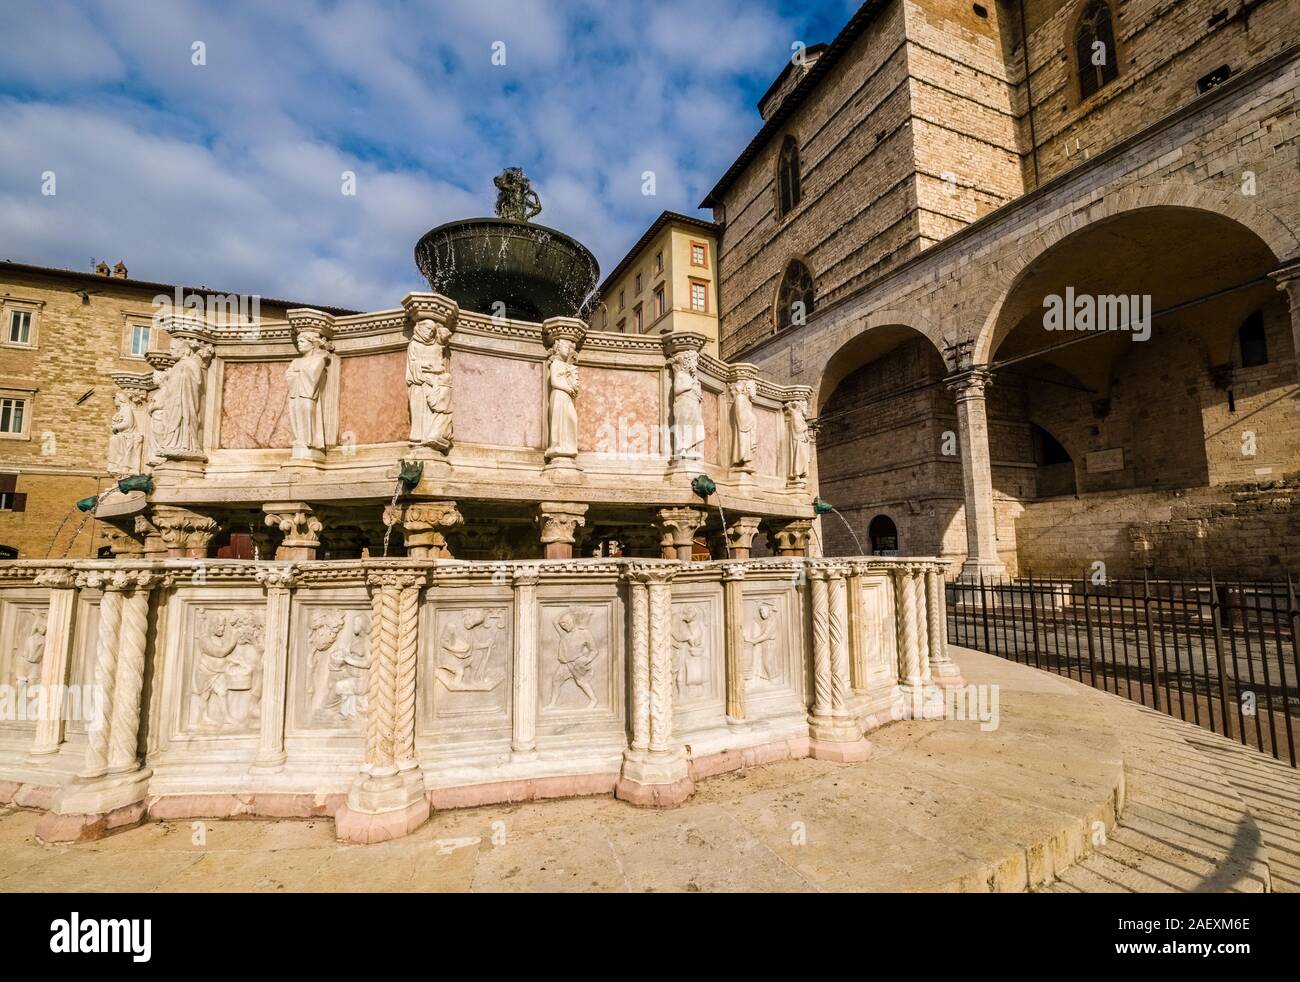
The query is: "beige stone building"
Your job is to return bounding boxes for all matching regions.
[704,0,1300,577]
[594,211,721,355]
[0,262,352,559]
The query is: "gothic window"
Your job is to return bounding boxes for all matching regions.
[775,259,815,331]
[1075,1,1119,101]
[776,136,801,219]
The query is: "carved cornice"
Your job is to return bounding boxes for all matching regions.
[34,568,77,589]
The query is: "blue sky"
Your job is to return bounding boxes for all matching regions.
[0,0,858,311]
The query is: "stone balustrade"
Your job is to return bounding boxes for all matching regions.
[0,555,954,843]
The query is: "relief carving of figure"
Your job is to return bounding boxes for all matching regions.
[328,613,371,721]
[15,611,47,687]
[547,607,599,709]
[786,399,811,483]
[670,605,708,694]
[545,337,580,462]
[106,391,145,478]
[436,608,504,692]
[670,350,704,460]
[156,337,213,457]
[407,318,454,451]
[191,609,263,729]
[743,601,780,683]
[730,379,757,470]
[307,610,347,714]
[285,328,333,455]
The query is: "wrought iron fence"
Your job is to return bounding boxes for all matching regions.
[946,572,1300,768]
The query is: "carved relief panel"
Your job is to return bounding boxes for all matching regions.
[421,603,512,743]
[857,574,899,693]
[739,587,803,719]
[289,605,372,733]
[180,605,265,736]
[537,600,621,732]
[669,593,725,730]
[0,601,48,732]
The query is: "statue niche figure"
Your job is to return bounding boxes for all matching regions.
[407,317,454,451]
[155,336,213,459]
[670,349,705,460]
[545,335,580,462]
[494,167,542,222]
[786,398,812,484]
[285,326,333,458]
[106,390,145,477]
[730,379,757,471]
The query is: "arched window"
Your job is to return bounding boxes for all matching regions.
[1239,310,1268,367]
[868,515,898,556]
[775,259,815,331]
[776,136,801,220]
[1075,1,1119,100]
[0,545,17,560]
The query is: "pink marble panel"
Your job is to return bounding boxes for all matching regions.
[755,407,781,477]
[220,361,291,449]
[452,351,543,449]
[579,366,661,456]
[702,388,720,464]
[339,351,408,445]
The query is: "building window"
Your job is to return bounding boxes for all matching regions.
[776,135,802,220]
[635,273,643,294]
[618,289,625,311]
[775,259,815,330]
[690,241,708,267]
[129,322,151,357]
[690,279,708,313]
[617,318,626,333]
[0,398,27,436]
[7,310,32,345]
[653,285,666,319]
[654,250,664,274]
[633,304,643,332]
[1075,1,1119,101]
[1239,310,1268,367]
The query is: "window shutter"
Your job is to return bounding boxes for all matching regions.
[11,493,26,513]
[0,473,15,493]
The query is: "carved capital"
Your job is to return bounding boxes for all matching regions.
[512,564,542,587]
[365,569,428,592]
[724,516,763,552]
[383,501,462,559]
[152,505,219,558]
[623,562,679,586]
[263,505,322,547]
[253,564,299,591]
[944,367,994,399]
[720,563,747,582]
[35,568,77,590]
[766,518,814,557]
[536,502,588,545]
[654,507,707,548]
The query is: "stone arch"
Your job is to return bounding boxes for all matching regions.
[814,311,945,413]
[973,184,1299,364]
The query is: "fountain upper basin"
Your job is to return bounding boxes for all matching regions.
[414,218,600,322]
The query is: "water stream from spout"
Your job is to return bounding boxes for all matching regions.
[382,480,403,557]
[828,506,865,556]
[715,500,731,559]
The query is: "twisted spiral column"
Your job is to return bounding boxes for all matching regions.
[828,568,851,715]
[912,568,932,685]
[897,567,922,687]
[647,576,673,754]
[627,576,650,752]
[107,574,154,772]
[809,570,832,718]
[82,574,126,779]
[393,579,421,767]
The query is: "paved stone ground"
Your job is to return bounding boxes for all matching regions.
[0,648,1294,892]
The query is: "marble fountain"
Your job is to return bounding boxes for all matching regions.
[0,171,962,843]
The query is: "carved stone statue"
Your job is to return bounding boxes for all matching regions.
[106,391,145,477]
[155,336,213,458]
[493,167,542,222]
[547,607,599,709]
[285,327,332,457]
[730,379,757,471]
[545,336,580,462]
[407,317,454,451]
[786,398,812,483]
[670,350,704,460]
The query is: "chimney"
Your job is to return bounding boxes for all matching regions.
[95,260,111,276]
[113,261,128,279]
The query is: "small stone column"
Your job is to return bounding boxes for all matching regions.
[337,569,430,843]
[767,518,814,557]
[153,505,219,559]
[31,569,77,757]
[382,501,462,559]
[715,515,763,560]
[511,565,541,755]
[1269,259,1300,389]
[945,368,1006,579]
[617,564,693,806]
[913,567,932,686]
[655,506,707,561]
[894,566,924,693]
[37,569,157,843]
[926,565,965,686]
[263,503,322,561]
[536,502,588,560]
[807,565,871,762]
[252,565,297,770]
[722,563,747,724]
